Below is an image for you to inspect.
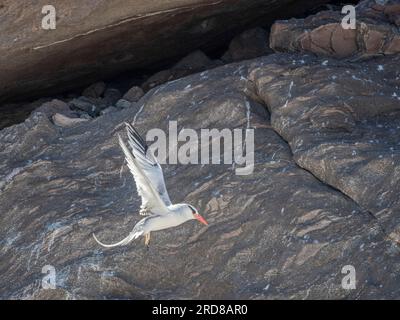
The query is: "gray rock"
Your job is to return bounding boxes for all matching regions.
[78,112,93,120]
[69,97,99,116]
[1,53,400,299]
[142,50,221,90]
[173,50,214,71]
[251,53,400,254]
[222,27,272,63]
[34,99,72,117]
[100,106,118,115]
[115,99,132,109]
[122,87,144,103]
[103,88,122,106]
[0,98,53,130]
[82,82,106,99]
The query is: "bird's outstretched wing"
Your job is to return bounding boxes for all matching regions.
[119,122,172,215]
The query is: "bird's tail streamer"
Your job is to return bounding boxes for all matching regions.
[93,230,144,248]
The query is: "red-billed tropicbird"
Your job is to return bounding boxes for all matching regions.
[93,122,208,247]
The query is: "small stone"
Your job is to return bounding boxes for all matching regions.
[82,82,106,98]
[122,86,144,102]
[69,97,97,114]
[116,99,132,109]
[222,27,271,62]
[100,106,118,115]
[35,99,73,118]
[52,113,88,127]
[103,88,122,106]
[79,112,92,120]
[173,50,213,71]
[142,50,217,90]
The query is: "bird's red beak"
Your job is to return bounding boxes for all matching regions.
[195,213,208,225]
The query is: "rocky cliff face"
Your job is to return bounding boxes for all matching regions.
[1,0,400,299]
[0,0,330,103]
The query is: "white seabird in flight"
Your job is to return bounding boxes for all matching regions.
[93,122,208,248]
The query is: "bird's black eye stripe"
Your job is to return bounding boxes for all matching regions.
[188,205,196,214]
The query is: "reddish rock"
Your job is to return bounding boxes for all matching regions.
[386,35,400,54]
[270,0,400,59]
[385,4,400,26]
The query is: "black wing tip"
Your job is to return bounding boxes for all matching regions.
[125,122,148,152]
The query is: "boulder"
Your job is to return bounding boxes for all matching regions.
[122,86,144,103]
[69,97,100,116]
[270,0,400,58]
[82,82,107,99]
[222,27,272,62]
[115,99,132,109]
[103,88,122,106]
[142,50,221,90]
[35,99,73,118]
[100,106,118,115]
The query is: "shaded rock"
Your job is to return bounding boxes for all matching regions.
[359,0,400,26]
[173,50,214,70]
[82,82,106,99]
[1,53,400,299]
[103,89,122,106]
[69,97,99,116]
[52,113,89,128]
[270,0,400,59]
[115,99,132,109]
[0,98,53,130]
[142,69,177,91]
[35,99,74,119]
[0,0,331,102]
[122,86,144,103]
[142,50,221,90]
[78,112,93,120]
[222,27,272,62]
[100,106,118,115]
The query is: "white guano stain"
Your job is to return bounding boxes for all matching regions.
[283,81,294,108]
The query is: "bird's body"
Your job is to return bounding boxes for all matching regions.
[93,123,208,248]
[145,204,197,230]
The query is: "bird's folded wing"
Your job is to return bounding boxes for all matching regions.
[118,123,171,215]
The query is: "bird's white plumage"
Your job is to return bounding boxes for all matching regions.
[125,123,172,207]
[93,123,206,248]
[118,123,171,215]
[93,230,143,247]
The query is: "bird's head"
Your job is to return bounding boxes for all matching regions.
[187,204,208,225]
